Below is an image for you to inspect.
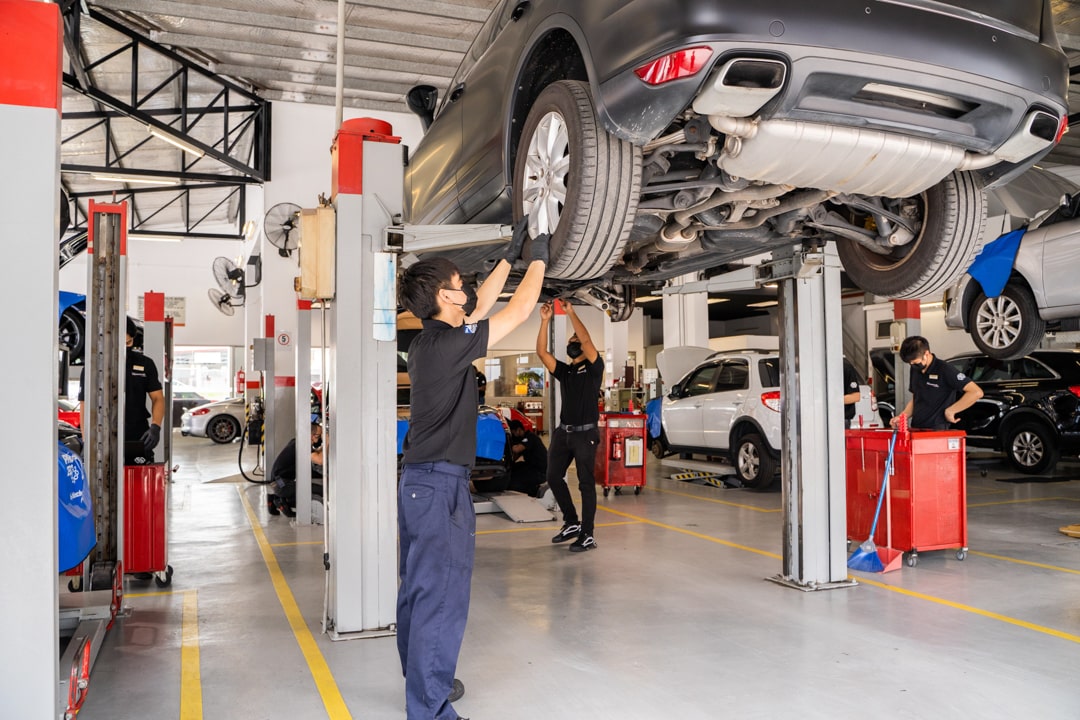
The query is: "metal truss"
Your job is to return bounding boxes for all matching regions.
[66,183,247,241]
[59,2,271,183]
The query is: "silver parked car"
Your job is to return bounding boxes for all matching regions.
[180,397,245,444]
[655,347,881,489]
[945,190,1080,360]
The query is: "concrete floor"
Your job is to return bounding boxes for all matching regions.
[73,433,1080,719]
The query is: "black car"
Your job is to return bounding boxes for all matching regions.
[404,0,1068,319]
[947,350,1080,474]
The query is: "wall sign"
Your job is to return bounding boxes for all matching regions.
[277,332,292,347]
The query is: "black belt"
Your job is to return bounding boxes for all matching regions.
[562,423,595,433]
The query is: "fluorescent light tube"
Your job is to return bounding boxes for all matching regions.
[147,125,206,158]
[91,173,179,186]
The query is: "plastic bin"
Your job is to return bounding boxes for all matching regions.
[595,412,647,497]
[845,429,968,566]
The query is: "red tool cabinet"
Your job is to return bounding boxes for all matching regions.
[595,412,647,497]
[123,464,173,584]
[845,429,968,566]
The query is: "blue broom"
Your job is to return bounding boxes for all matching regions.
[848,427,899,573]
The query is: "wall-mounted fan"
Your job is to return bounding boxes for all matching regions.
[212,256,245,300]
[208,288,237,316]
[264,202,301,257]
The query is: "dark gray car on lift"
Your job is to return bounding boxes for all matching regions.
[404,0,1068,320]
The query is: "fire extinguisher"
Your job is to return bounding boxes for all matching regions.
[236,368,246,396]
[611,434,622,461]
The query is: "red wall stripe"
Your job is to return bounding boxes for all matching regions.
[0,1,61,111]
[274,376,296,387]
[144,292,165,322]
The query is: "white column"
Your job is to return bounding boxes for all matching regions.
[0,3,61,714]
[662,273,710,348]
[294,301,313,525]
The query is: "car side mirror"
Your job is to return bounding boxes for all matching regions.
[668,384,681,399]
[406,85,439,132]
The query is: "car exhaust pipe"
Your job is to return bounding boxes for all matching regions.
[692,58,787,118]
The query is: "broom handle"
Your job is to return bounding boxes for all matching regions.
[867,429,898,539]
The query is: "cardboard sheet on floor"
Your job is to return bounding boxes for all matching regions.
[473,491,556,522]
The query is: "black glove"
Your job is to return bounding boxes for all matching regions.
[501,215,530,264]
[141,423,161,453]
[526,232,550,265]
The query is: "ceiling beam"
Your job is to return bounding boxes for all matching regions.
[149,31,459,76]
[96,0,474,53]
[260,89,407,114]
[346,0,491,23]
[211,64,446,97]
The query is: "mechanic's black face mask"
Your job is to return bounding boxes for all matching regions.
[566,341,583,359]
[448,283,477,316]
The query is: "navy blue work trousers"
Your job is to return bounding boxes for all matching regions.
[396,461,475,720]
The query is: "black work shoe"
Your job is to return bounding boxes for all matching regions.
[552,523,581,543]
[449,678,465,703]
[267,499,280,516]
[569,534,597,552]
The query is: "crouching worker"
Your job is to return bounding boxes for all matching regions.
[507,419,547,497]
[267,417,323,518]
[396,217,547,720]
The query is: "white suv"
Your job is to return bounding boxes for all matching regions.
[656,349,879,489]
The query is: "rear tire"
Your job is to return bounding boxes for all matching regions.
[967,282,1045,360]
[733,433,777,490]
[207,415,240,444]
[59,307,85,362]
[837,170,986,299]
[1005,421,1058,475]
[513,80,642,280]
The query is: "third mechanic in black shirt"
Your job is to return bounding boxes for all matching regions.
[892,335,983,430]
[537,300,604,552]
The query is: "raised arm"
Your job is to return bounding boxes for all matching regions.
[536,302,557,373]
[562,301,598,363]
[486,234,544,345]
[465,259,511,323]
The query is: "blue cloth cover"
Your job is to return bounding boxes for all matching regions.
[966,228,1025,299]
[645,397,663,439]
[58,441,95,573]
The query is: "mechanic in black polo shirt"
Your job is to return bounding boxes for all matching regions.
[506,419,547,497]
[80,317,165,464]
[395,219,547,720]
[842,357,863,429]
[536,299,605,552]
[891,335,983,430]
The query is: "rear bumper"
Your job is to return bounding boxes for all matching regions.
[594,4,1066,160]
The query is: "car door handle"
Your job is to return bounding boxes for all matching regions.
[449,83,466,102]
[693,402,703,408]
[511,1,530,22]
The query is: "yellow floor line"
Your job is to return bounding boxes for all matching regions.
[597,505,781,559]
[599,504,1080,644]
[968,550,1080,576]
[968,496,1080,508]
[477,520,640,536]
[649,485,781,512]
[271,540,325,547]
[126,590,178,598]
[180,589,203,720]
[237,487,352,719]
[855,575,1080,644]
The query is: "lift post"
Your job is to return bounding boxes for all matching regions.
[666,244,854,590]
[324,120,401,638]
[760,245,855,590]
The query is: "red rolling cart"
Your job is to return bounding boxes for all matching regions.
[123,464,173,586]
[846,429,968,566]
[595,412,647,496]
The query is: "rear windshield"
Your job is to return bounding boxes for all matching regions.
[758,358,781,388]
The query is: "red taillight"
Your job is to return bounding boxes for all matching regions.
[761,391,781,412]
[1068,385,1080,398]
[1056,115,1069,144]
[192,407,211,416]
[634,47,713,85]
